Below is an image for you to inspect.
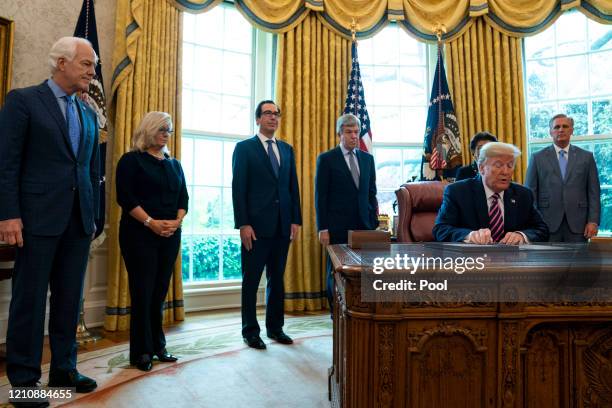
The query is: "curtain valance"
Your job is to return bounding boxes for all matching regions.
[166,0,611,41]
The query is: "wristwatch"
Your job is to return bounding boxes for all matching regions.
[144,216,152,227]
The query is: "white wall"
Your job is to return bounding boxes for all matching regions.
[0,0,116,339]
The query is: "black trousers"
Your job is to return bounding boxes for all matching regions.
[119,224,180,362]
[241,235,290,338]
[7,196,91,386]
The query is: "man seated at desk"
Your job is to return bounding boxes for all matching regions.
[433,142,549,244]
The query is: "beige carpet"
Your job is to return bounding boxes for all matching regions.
[1,315,332,407]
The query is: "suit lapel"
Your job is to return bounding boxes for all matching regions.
[564,144,578,181]
[545,145,563,182]
[472,177,489,227]
[503,186,518,231]
[253,135,278,179]
[37,82,72,155]
[334,147,358,190]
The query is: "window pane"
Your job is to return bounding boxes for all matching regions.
[399,67,426,103]
[374,148,402,189]
[183,13,196,44]
[371,106,401,143]
[588,19,612,51]
[180,137,194,185]
[194,47,222,92]
[593,142,612,186]
[377,191,396,218]
[222,51,252,96]
[526,59,556,101]
[556,12,587,56]
[221,187,235,232]
[192,91,221,133]
[525,27,554,60]
[528,104,556,138]
[192,187,221,233]
[221,95,251,135]
[373,66,399,106]
[401,107,426,143]
[600,188,612,235]
[223,140,237,187]
[224,12,252,53]
[593,99,612,134]
[557,55,588,97]
[195,7,223,48]
[222,236,242,280]
[402,148,422,182]
[191,236,220,281]
[182,43,194,88]
[589,52,612,95]
[560,102,588,135]
[182,89,194,130]
[194,139,222,185]
[373,29,399,66]
[181,236,192,281]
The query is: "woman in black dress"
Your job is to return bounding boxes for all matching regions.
[116,111,188,371]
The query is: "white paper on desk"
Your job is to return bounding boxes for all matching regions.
[518,244,567,251]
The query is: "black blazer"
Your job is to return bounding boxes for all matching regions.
[0,81,100,235]
[433,176,549,242]
[455,162,478,181]
[232,135,302,238]
[315,146,378,244]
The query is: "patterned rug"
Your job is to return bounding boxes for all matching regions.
[1,314,332,407]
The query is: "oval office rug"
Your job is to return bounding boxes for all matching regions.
[0,314,332,407]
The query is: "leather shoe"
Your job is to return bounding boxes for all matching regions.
[10,383,49,408]
[48,369,97,393]
[154,349,178,362]
[131,355,153,371]
[267,331,293,344]
[243,335,267,349]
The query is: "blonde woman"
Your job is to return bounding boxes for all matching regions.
[116,112,188,371]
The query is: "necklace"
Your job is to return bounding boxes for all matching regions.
[147,150,164,160]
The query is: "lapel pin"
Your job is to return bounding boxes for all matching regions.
[511,199,516,204]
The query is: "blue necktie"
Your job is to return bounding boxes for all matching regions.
[266,140,279,177]
[64,96,80,155]
[559,150,567,180]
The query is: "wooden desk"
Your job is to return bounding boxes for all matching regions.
[327,243,612,408]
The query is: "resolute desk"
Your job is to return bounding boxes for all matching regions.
[327,243,612,408]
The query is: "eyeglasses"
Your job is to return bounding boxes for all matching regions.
[261,111,281,118]
[158,127,174,134]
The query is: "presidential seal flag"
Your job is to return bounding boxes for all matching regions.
[74,0,108,243]
[343,41,373,153]
[420,43,462,181]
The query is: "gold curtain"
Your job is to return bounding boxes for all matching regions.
[105,0,184,331]
[276,14,351,311]
[446,18,527,182]
[165,0,611,39]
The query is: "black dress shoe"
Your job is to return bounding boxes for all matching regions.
[267,331,293,344]
[9,383,49,408]
[131,355,153,371]
[243,335,267,349]
[48,369,97,393]
[154,349,178,362]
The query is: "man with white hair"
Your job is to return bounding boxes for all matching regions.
[433,142,549,244]
[0,36,100,404]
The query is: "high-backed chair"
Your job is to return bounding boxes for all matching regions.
[395,181,446,242]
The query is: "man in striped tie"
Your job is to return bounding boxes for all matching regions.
[433,142,549,244]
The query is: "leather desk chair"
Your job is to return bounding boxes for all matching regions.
[395,181,446,242]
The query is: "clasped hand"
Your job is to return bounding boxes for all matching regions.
[149,219,180,237]
[466,228,525,245]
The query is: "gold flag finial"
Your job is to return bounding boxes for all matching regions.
[433,23,447,43]
[350,18,358,42]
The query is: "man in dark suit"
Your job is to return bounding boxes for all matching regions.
[434,142,548,244]
[315,113,378,310]
[525,114,600,242]
[455,131,497,181]
[232,100,302,350]
[0,37,100,405]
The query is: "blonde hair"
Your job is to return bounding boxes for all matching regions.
[131,111,173,154]
[477,142,521,166]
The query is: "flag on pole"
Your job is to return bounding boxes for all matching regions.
[420,43,462,181]
[74,0,108,243]
[343,41,373,153]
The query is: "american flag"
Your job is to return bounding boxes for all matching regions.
[343,41,372,153]
[420,43,462,181]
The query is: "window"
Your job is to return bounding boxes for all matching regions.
[358,24,433,215]
[524,11,612,234]
[181,5,274,283]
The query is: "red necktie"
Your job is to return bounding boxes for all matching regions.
[489,193,504,242]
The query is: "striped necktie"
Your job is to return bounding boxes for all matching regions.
[489,193,504,243]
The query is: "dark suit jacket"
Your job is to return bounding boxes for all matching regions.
[455,162,478,181]
[315,146,378,244]
[0,81,100,236]
[433,176,549,242]
[232,135,301,238]
[525,145,600,233]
